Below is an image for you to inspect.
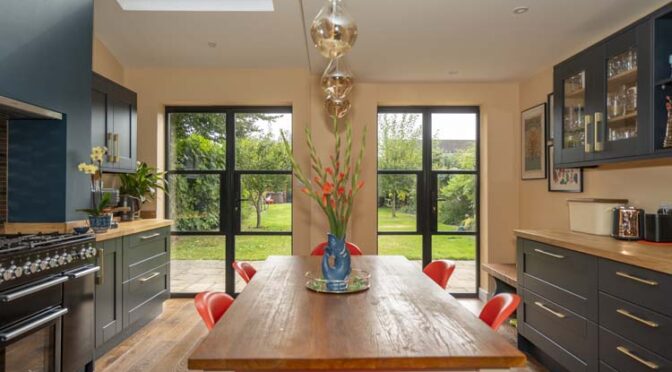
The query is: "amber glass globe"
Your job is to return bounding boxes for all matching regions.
[321,57,354,100]
[325,98,351,119]
[310,0,358,59]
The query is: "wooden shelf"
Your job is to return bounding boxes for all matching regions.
[607,68,637,87]
[607,111,637,125]
[565,88,585,99]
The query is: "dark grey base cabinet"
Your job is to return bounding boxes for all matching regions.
[517,238,672,372]
[94,227,170,357]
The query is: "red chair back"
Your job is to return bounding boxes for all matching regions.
[479,293,521,331]
[310,241,363,256]
[423,260,456,289]
[194,291,234,331]
[232,261,257,283]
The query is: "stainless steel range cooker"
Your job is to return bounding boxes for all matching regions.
[0,233,99,372]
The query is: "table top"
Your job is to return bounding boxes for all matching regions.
[188,256,526,371]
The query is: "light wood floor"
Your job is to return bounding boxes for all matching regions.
[95,298,547,372]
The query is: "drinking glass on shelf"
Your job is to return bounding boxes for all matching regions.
[628,49,637,70]
[626,86,637,113]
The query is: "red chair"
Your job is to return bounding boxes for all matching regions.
[194,291,234,331]
[479,293,521,331]
[310,241,363,256]
[423,260,456,289]
[232,261,257,284]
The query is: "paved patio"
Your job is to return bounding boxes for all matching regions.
[171,258,476,294]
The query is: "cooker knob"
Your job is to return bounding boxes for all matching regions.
[12,265,23,278]
[30,260,40,273]
[23,262,32,276]
[65,254,73,263]
[0,266,10,281]
[38,258,49,270]
[79,249,87,259]
[88,247,97,257]
[49,257,58,268]
[57,255,66,265]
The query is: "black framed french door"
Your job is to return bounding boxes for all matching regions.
[377,106,480,297]
[165,107,292,296]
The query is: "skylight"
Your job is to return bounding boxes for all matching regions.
[116,0,274,12]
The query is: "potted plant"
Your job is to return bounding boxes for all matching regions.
[118,162,167,220]
[78,146,107,207]
[77,193,113,233]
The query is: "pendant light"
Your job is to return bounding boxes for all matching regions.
[321,57,354,100]
[310,0,358,59]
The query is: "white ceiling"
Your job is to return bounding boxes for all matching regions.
[94,0,670,82]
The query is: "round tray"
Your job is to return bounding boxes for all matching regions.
[305,269,371,294]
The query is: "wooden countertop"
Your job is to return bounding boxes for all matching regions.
[515,229,672,275]
[95,219,172,241]
[188,256,526,371]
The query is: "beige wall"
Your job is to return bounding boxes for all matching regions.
[518,69,672,230]
[93,38,125,85]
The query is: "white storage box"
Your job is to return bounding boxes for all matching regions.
[568,198,628,236]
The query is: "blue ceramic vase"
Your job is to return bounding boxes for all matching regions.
[321,233,352,291]
[88,215,112,233]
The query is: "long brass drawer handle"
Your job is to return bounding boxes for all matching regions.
[616,346,660,370]
[616,272,658,286]
[617,309,659,328]
[533,248,565,259]
[139,272,160,283]
[140,233,161,240]
[534,301,566,319]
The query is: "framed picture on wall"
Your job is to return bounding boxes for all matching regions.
[548,145,583,192]
[521,103,546,180]
[546,93,554,144]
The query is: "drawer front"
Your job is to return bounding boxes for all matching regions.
[519,239,598,319]
[127,250,168,280]
[599,327,672,372]
[522,288,597,362]
[124,264,168,312]
[599,292,672,360]
[123,230,169,279]
[126,227,169,249]
[599,259,672,316]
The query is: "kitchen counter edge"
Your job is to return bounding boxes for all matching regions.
[95,219,173,242]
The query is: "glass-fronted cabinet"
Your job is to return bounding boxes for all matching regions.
[554,23,651,167]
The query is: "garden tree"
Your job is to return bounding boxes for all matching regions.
[438,145,476,229]
[169,112,287,231]
[377,114,422,217]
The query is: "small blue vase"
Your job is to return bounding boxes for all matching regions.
[88,215,112,233]
[321,233,352,291]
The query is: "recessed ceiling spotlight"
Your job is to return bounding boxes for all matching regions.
[513,6,529,15]
[208,41,217,48]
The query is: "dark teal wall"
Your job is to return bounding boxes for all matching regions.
[0,0,93,222]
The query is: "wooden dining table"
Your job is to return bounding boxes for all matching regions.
[188,256,526,371]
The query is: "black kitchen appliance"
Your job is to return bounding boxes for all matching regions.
[0,233,99,372]
[612,206,645,240]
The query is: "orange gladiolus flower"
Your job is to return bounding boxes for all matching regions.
[330,198,336,209]
[338,172,345,181]
[337,186,345,196]
[313,176,322,186]
[301,187,310,194]
[321,195,327,207]
[357,180,365,190]
[325,167,333,175]
[322,182,334,195]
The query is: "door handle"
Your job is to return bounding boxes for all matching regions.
[616,346,660,370]
[0,276,69,302]
[0,307,68,342]
[616,309,659,328]
[616,271,658,286]
[584,114,594,153]
[65,265,100,279]
[139,272,160,283]
[107,132,115,162]
[533,248,565,259]
[534,301,566,319]
[97,248,104,285]
[140,233,161,240]
[594,112,604,152]
[113,132,120,163]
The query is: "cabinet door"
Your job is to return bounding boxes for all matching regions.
[596,23,651,160]
[554,48,600,166]
[110,96,137,171]
[94,238,123,348]
[91,88,108,150]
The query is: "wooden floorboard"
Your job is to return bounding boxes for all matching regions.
[95,298,546,372]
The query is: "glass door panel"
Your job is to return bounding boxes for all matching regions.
[563,72,586,150]
[238,174,292,232]
[431,235,476,294]
[168,174,221,232]
[606,48,638,142]
[170,236,226,293]
[436,174,476,233]
[378,235,422,262]
[377,174,418,232]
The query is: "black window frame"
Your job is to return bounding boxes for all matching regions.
[376,106,481,298]
[165,106,293,296]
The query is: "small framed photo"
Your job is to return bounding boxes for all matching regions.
[548,145,583,192]
[521,103,546,180]
[546,93,554,144]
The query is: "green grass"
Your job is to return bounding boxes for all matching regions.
[171,205,475,261]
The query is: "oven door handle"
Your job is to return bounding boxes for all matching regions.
[0,307,68,342]
[65,265,100,279]
[0,276,69,303]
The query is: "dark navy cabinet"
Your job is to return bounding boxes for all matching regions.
[95,238,123,348]
[92,73,137,173]
[553,3,669,168]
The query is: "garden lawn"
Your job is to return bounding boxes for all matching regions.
[241,203,291,232]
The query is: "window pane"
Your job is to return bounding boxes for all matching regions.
[235,235,291,292]
[240,174,292,232]
[168,113,226,170]
[378,235,422,261]
[171,235,225,293]
[377,174,416,232]
[437,174,476,232]
[377,113,423,170]
[432,113,476,170]
[235,113,292,170]
[432,235,476,293]
[168,174,220,232]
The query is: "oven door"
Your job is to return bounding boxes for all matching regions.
[0,306,68,372]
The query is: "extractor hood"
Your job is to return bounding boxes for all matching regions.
[0,95,63,120]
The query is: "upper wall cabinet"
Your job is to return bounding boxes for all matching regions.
[554,22,652,167]
[92,73,138,173]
